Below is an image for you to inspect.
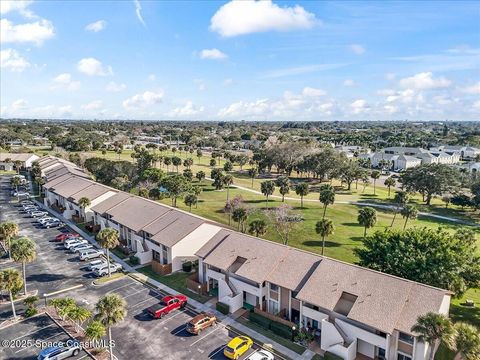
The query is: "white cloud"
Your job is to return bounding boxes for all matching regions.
[85,20,106,32]
[263,63,346,78]
[51,73,80,91]
[302,87,326,97]
[384,104,398,114]
[122,90,164,109]
[0,18,54,45]
[0,49,30,72]
[377,88,396,96]
[399,72,451,90]
[343,79,355,87]
[81,100,103,110]
[349,44,365,55]
[385,89,417,104]
[461,82,480,94]
[350,99,369,114]
[0,1,35,18]
[134,0,146,26]
[12,99,27,110]
[199,48,228,60]
[167,101,205,117]
[77,57,113,76]
[106,81,126,92]
[210,0,317,37]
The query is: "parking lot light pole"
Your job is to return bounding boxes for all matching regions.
[291,325,296,341]
[197,284,202,296]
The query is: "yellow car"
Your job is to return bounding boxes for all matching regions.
[224,336,253,359]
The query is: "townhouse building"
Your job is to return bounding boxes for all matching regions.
[0,153,39,171]
[430,145,480,160]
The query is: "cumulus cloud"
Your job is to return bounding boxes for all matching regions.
[210,0,316,37]
[106,81,127,92]
[302,87,326,97]
[0,1,35,18]
[199,48,228,60]
[51,73,80,91]
[0,49,30,72]
[399,72,451,90]
[81,100,103,110]
[122,90,164,109]
[85,20,107,32]
[349,44,365,55]
[12,99,28,110]
[77,57,113,76]
[1,18,55,45]
[350,99,369,114]
[167,101,205,117]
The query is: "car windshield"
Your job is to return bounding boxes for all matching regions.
[225,346,235,353]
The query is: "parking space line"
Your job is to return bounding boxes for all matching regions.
[155,310,188,326]
[208,345,225,358]
[172,325,186,335]
[120,287,146,299]
[189,326,221,347]
[128,293,163,310]
[15,332,65,353]
[106,282,136,294]
[9,324,55,341]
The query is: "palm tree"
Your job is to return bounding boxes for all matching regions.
[85,320,107,345]
[68,305,92,333]
[411,312,456,360]
[248,168,258,188]
[315,218,334,256]
[14,160,22,173]
[384,177,396,197]
[223,174,234,201]
[357,207,377,238]
[49,297,76,321]
[0,221,19,259]
[184,194,197,212]
[232,207,248,232]
[193,186,202,208]
[248,219,268,237]
[319,184,335,219]
[391,191,408,227]
[260,181,275,209]
[95,294,127,360]
[195,170,205,183]
[454,322,480,360]
[164,157,172,172]
[279,184,290,202]
[370,170,381,195]
[401,204,418,230]
[0,268,23,320]
[78,197,91,222]
[35,177,45,196]
[11,176,22,201]
[97,228,120,277]
[295,183,309,208]
[10,237,36,295]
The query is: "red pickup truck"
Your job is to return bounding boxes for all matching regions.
[147,295,187,319]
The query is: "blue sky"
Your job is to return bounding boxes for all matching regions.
[1,0,479,121]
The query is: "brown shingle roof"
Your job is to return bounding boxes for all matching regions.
[68,183,115,204]
[49,176,94,198]
[91,192,131,214]
[148,211,204,247]
[0,153,38,162]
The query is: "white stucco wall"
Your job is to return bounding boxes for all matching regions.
[336,318,387,349]
[302,305,329,324]
[357,339,375,358]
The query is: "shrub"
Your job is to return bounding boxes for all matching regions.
[249,311,272,329]
[24,307,38,318]
[269,321,292,338]
[324,352,343,360]
[216,302,229,315]
[182,261,192,273]
[129,255,139,265]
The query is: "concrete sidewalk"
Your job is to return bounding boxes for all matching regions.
[33,198,314,360]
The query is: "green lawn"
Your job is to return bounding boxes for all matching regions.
[136,265,211,303]
[450,288,480,327]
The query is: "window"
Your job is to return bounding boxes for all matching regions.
[270,283,279,293]
[399,332,414,345]
[152,250,161,261]
[397,354,412,360]
[268,300,279,314]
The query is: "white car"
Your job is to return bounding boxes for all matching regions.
[64,239,87,249]
[94,263,122,277]
[23,205,38,211]
[38,217,56,224]
[43,220,64,228]
[72,245,93,253]
[30,211,48,218]
[88,259,107,271]
[245,350,275,360]
[37,341,81,360]
[79,249,103,261]
[13,191,30,197]
[21,200,33,205]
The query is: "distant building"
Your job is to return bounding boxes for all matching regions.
[0,153,39,171]
[429,145,480,160]
[335,145,371,159]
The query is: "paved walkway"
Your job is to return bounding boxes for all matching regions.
[32,198,311,360]
[207,178,479,227]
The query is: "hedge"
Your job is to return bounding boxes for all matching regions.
[248,311,293,339]
[249,311,272,329]
[216,302,229,315]
[182,261,192,273]
[324,352,343,360]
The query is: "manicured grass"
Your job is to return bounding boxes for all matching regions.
[235,317,305,355]
[93,272,126,285]
[0,170,16,175]
[450,288,480,327]
[136,266,211,303]
[110,247,129,260]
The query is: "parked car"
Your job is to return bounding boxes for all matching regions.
[186,312,217,334]
[79,249,103,261]
[245,349,274,360]
[64,239,87,249]
[72,244,93,253]
[88,259,107,271]
[37,217,56,224]
[93,263,122,277]
[22,205,38,210]
[30,211,49,218]
[12,191,30,198]
[55,233,80,242]
[224,336,253,360]
[37,342,81,360]
[43,220,64,229]
[147,295,187,319]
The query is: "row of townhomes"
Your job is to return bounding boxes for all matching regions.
[36,155,452,360]
[359,146,464,171]
[0,153,39,171]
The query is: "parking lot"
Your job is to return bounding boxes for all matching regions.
[0,313,89,360]
[1,174,272,360]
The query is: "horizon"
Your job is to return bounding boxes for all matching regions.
[1,0,479,121]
